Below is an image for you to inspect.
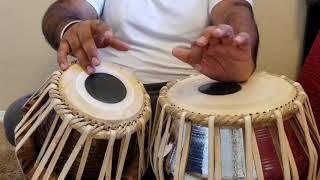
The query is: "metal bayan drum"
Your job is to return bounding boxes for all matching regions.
[14,62,151,179]
[150,72,320,180]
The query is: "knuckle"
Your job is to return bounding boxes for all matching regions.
[77,25,90,35]
[96,20,110,32]
[96,20,107,27]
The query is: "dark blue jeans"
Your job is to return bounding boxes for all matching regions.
[3,95,31,145]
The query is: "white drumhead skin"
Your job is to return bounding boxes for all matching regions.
[167,72,297,116]
[59,62,144,123]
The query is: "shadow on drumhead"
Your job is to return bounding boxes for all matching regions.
[198,82,241,95]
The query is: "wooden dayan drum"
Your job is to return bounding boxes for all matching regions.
[150,72,320,180]
[14,62,151,179]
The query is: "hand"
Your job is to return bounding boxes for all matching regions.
[57,20,129,74]
[172,24,255,82]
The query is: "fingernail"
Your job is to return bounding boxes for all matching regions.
[92,57,100,66]
[87,66,95,74]
[195,64,202,72]
[104,31,113,39]
[197,36,207,46]
[235,36,244,43]
[215,28,223,36]
[60,63,67,70]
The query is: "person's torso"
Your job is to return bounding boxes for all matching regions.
[99,0,212,83]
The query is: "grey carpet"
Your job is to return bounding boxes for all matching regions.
[0,123,24,180]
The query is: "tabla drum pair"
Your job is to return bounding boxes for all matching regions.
[150,72,320,180]
[15,61,320,180]
[14,62,151,180]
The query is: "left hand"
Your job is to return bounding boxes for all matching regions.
[172,24,255,82]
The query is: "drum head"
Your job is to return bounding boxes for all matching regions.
[167,72,297,116]
[59,62,144,124]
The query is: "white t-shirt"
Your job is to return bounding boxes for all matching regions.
[86,0,253,83]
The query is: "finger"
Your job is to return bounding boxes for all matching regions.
[222,36,234,46]
[90,20,126,50]
[196,36,209,47]
[202,25,233,39]
[198,27,220,47]
[196,26,223,47]
[57,40,71,70]
[197,35,220,47]
[77,30,100,66]
[75,48,95,74]
[94,34,107,48]
[68,37,94,74]
[189,42,203,66]
[234,32,251,51]
[200,25,234,46]
[217,24,234,38]
[90,20,129,51]
[105,32,129,51]
[172,47,190,63]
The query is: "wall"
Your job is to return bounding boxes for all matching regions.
[254,0,307,79]
[0,0,57,110]
[0,0,307,110]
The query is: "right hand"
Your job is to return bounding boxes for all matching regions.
[58,19,129,74]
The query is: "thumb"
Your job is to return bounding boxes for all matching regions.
[172,47,190,63]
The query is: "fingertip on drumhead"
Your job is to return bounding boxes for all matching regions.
[59,62,69,71]
[86,65,95,74]
[92,57,100,66]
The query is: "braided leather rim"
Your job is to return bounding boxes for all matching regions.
[48,71,151,139]
[158,72,307,128]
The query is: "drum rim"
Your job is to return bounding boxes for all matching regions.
[59,63,146,123]
[158,71,307,127]
[47,68,151,139]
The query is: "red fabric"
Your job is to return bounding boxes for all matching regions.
[298,32,320,131]
[252,33,320,178]
[255,123,309,179]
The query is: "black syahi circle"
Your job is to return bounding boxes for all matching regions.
[198,82,241,95]
[85,73,127,103]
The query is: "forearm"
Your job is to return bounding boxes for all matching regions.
[42,0,98,49]
[211,0,259,63]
